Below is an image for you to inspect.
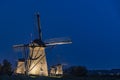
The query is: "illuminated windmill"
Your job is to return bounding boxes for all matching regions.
[50,64,63,77]
[13,13,72,76]
[55,64,63,76]
[49,54,67,77]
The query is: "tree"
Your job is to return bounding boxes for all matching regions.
[66,66,88,77]
[0,63,2,74]
[1,59,12,75]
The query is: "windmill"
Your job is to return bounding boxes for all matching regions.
[49,55,68,77]
[13,13,72,76]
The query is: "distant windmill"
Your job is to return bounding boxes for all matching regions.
[49,55,68,77]
[13,13,72,76]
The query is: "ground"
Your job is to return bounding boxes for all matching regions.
[0,75,120,80]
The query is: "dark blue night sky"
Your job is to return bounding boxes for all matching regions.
[0,0,120,70]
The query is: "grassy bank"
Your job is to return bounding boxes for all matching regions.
[0,75,120,80]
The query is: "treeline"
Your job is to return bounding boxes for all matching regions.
[64,66,88,77]
[0,59,13,76]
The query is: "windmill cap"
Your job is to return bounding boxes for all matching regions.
[18,58,25,62]
[32,39,46,47]
[57,64,62,66]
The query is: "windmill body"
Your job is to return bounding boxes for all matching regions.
[56,64,63,75]
[27,43,48,76]
[15,59,25,74]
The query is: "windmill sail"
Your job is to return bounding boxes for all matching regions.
[36,13,42,41]
[44,37,72,46]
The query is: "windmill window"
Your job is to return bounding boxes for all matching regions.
[40,68,43,71]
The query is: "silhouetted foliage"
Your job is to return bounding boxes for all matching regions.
[0,63,2,75]
[0,59,13,76]
[64,66,88,77]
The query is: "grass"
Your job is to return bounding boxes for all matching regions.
[0,75,120,80]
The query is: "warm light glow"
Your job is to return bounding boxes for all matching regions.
[15,61,25,74]
[56,65,63,75]
[28,46,48,76]
[29,64,40,75]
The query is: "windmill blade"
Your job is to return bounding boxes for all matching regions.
[44,37,72,46]
[61,63,68,66]
[13,44,29,52]
[36,13,42,41]
[13,43,45,49]
[13,44,29,48]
